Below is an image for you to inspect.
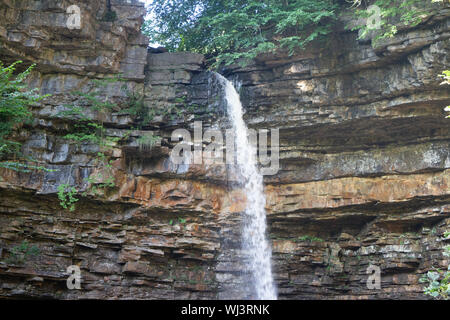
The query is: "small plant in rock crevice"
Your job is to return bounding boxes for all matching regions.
[56,77,122,210]
[55,77,170,210]
[169,217,188,226]
[137,132,161,151]
[419,231,450,300]
[296,235,324,243]
[4,240,40,265]
[57,183,79,212]
[119,89,152,127]
[82,152,117,197]
[119,89,187,125]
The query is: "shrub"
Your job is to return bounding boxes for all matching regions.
[0,61,48,170]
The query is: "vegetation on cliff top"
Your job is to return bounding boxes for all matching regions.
[350,0,440,43]
[144,0,445,67]
[144,0,338,67]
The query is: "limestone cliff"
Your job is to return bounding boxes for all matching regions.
[0,0,449,299]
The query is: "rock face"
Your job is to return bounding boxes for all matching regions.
[0,1,449,300]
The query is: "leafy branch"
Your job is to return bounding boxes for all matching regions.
[350,0,445,45]
[0,60,51,172]
[144,0,339,67]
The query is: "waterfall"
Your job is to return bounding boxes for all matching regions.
[215,73,277,300]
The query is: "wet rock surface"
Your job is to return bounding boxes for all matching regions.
[0,1,449,299]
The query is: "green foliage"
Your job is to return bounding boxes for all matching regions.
[169,217,188,226]
[118,88,164,151]
[119,88,183,124]
[57,183,79,211]
[0,161,56,173]
[56,78,122,210]
[82,152,116,197]
[0,61,49,171]
[440,70,450,118]
[144,0,339,67]
[419,255,450,299]
[5,240,40,265]
[178,218,187,224]
[137,132,160,151]
[56,78,168,210]
[419,232,450,300]
[441,70,450,86]
[143,104,184,122]
[68,78,118,115]
[296,235,324,242]
[0,61,35,151]
[350,0,442,44]
[119,89,152,127]
[145,0,445,66]
[57,78,119,154]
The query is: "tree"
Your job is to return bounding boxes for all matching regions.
[144,0,339,67]
[144,0,444,67]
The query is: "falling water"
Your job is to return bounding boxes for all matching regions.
[215,73,277,300]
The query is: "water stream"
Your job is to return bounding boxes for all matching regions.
[215,73,277,300]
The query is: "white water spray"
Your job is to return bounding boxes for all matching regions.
[216,73,277,300]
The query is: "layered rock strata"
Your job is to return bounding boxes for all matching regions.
[0,1,449,299]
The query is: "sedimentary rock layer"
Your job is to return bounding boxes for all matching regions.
[0,1,448,299]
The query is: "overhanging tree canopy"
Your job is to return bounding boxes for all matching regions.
[143,0,443,67]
